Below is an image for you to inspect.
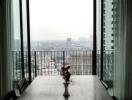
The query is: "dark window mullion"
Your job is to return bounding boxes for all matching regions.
[26,0,32,83]
[92,0,97,75]
[19,0,24,78]
[100,0,104,80]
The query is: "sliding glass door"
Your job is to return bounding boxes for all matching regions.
[12,0,31,87]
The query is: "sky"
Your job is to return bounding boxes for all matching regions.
[30,0,93,41]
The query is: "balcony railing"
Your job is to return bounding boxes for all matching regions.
[97,50,114,88]
[12,50,114,88]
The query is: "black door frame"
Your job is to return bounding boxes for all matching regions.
[19,0,24,78]
[19,0,32,83]
[100,0,104,80]
[92,0,97,75]
[26,0,32,83]
[20,0,98,80]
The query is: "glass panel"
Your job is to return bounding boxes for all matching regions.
[12,0,22,88]
[102,0,114,96]
[97,0,101,78]
[30,0,93,76]
[22,0,29,80]
[12,0,30,86]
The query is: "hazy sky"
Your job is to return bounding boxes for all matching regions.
[30,0,93,41]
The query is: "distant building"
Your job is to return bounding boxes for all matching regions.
[65,38,72,49]
[97,0,114,51]
[103,0,114,51]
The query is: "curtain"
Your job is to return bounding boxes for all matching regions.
[113,0,132,99]
[0,0,13,97]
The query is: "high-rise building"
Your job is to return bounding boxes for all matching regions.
[103,0,114,51]
[97,0,114,51]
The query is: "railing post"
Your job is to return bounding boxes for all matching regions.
[34,51,37,77]
[92,50,97,75]
[63,51,65,68]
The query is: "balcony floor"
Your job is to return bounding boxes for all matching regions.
[18,75,112,100]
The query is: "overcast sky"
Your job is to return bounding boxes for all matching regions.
[30,0,93,41]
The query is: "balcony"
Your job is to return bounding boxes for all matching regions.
[12,50,114,89]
